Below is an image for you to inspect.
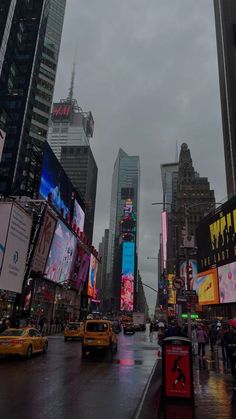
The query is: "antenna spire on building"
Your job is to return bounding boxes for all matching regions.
[175,140,178,162]
[67,59,76,102]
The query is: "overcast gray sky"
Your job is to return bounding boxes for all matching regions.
[54,0,226,315]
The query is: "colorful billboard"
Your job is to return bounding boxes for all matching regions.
[168,274,176,305]
[44,220,77,283]
[218,262,236,303]
[196,196,236,273]
[120,242,135,311]
[72,199,85,232]
[31,210,56,274]
[87,254,98,299]
[192,268,219,305]
[70,244,90,291]
[161,211,168,270]
[0,203,32,293]
[180,259,198,290]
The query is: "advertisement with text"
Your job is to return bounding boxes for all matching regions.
[120,242,135,312]
[192,268,219,305]
[218,261,236,303]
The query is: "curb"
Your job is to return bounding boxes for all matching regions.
[133,359,162,419]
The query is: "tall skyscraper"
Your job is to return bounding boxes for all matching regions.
[60,145,97,241]
[106,149,140,312]
[0,0,66,196]
[214,0,236,198]
[47,80,97,241]
[161,162,179,211]
[167,143,215,274]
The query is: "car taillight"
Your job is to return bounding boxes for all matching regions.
[12,339,24,345]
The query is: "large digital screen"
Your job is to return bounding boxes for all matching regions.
[196,196,236,273]
[191,268,219,305]
[161,211,168,270]
[44,220,77,283]
[31,210,56,274]
[70,244,90,291]
[72,199,85,232]
[87,255,98,299]
[0,203,32,293]
[180,259,198,289]
[39,143,73,219]
[218,262,236,303]
[120,242,135,311]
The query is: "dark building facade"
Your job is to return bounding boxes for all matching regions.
[0,0,66,196]
[167,143,215,275]
[96,229,109,312]
[214,0,236,198]
[60,145,98,241]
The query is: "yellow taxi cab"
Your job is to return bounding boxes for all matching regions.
[0,327,48,359]
[64,322,84,341]
[82,319,117,358]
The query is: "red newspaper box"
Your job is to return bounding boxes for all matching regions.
[162,336,194,400]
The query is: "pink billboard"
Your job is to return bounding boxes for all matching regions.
[161,211,168,270]
[120,242,135,311]
[218,262,236,303]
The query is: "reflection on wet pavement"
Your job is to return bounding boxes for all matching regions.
[160,348,236,419]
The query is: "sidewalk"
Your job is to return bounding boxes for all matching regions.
[136,342,236,419]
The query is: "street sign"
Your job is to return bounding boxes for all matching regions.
[181,313,199,319]
[173,277,185,290]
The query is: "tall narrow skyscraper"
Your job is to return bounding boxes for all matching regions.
[106,149,140,312]
[214,0,236,198]
[0,0,66,196]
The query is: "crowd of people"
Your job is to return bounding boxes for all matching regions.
[150,319,236,376]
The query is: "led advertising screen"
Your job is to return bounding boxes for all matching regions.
[70,244,90,291]
[161,211,168,270]
[0,203,32,293]
[218,262,236,303]
[44,220,77,283]
[120,242,135,312]
[72,199,85,232]
[196,195,236,273]
[87,255,98,299]
[180,259,198,290]
[39,143,73,219]
[192,268,219,305]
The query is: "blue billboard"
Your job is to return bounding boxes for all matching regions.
[120,242,135,311]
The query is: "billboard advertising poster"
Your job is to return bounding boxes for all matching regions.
[192,268,219,305]
[0,204,32,293]
[218,262,236,303]
[161,211,168,270]
[39,143,73,219]
[168,274,176,305]
[164,343,192,398]
[72,199,85,232]
[44,220,77,283]
[196,195,236,273]
[0,128,6,162]
[120,242,135,311]
[87,255,98,299]
[180,259,198,289]
[31,211,56,274]
[70,244,90,291]
[0,203,12,272]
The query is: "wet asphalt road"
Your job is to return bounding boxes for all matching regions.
[0,330,158,419]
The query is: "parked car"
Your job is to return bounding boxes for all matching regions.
[123,324,135,335]
[64,322,84,341]
[82,320,117,358]
[0,328,48,359]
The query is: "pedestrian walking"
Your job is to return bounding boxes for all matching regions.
[149,322,154,342]
[196,325,208,358]
[209,324,218,351]
[223,326,236,376]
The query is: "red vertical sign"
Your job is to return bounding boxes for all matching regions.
[165,344,191,398]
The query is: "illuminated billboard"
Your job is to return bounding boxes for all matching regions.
[51,103,71,120]
[44,220,77,283]
[70,244,90,291]
[180,259,198,289]
[31,210,56,274]
[218,262,236,303]
[168,274,176,305]
[39,143,73,219]
[72,199,85,232]
[192,268,219,305]
[87,255,98,299]
[0,203,32,293]
[161,211,168,270]
[196,196,236,273]
[120,242,135,311]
